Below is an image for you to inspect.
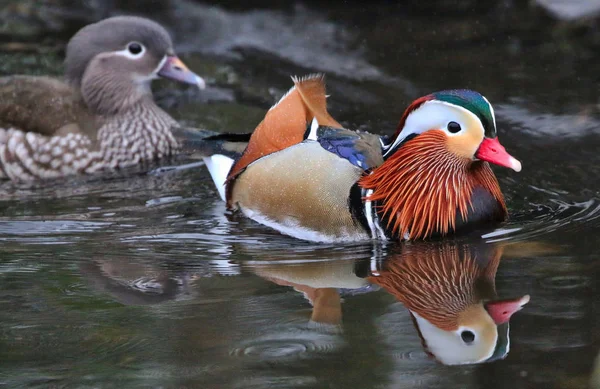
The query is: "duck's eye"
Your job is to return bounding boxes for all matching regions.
[447,121,462,134]
[127,42,144,56]
[460,330,475,344]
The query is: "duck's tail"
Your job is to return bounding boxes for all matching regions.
[172,127,251,202]
[173,127,250,159]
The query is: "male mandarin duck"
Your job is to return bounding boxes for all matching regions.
[203,74,521,242]
[0,16,205,181]
[247,241,529,364]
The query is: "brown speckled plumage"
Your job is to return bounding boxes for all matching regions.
[0,16,203,181]
[0,97,178,180]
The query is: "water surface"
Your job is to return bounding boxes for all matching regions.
[0,1,599,388]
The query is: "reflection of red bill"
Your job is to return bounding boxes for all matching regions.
[158,56,206,89]
[476,137,522,172]
[485,295,530,325]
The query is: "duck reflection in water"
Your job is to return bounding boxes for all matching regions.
[79,240,534,366]
[366,242,529,365]
[253,241,530,365]
[79,257,198,305]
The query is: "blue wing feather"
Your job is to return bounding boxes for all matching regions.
[313,126,381,170]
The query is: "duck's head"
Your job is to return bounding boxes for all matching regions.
[367,242,530,365]
[360,90,521,239]
[65,16,205,114]
[384,89,521,172]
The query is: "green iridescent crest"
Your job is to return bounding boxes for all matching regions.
[432,90,497,138]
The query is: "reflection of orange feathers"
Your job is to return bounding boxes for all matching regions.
[368,243,503,331]
[227,74,341,183]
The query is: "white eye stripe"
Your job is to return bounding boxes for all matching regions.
[444,121,467,137]
[384,100,483,157]
[481,95,496,129]
[113,42,146,60]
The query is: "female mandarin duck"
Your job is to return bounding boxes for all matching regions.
[203,74,521,242]
[0,16,205,181]
[247,241,529,364]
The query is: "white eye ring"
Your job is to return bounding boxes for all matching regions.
[446,121,463,134]
[122,41,146,59]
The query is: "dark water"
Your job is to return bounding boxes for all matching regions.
[1,1,599,388]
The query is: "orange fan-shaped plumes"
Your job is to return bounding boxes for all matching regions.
[227,74,340,185]
[359,130,507,240]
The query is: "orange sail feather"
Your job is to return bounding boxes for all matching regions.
[227,74,341,183]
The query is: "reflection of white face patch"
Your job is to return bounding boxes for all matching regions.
[384,101,485,157]
[412,311,498,365]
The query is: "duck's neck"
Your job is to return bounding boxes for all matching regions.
[358,131,507,240]
[97,97,179,167]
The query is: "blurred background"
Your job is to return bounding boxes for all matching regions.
[2,0,600,113]
[1,1,599,389]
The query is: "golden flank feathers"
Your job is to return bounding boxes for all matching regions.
[359,130,507,240]
[227,74,341,186]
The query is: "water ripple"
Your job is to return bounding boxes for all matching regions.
[483,198,600,242]
[232,375,318,389]
[230,330,342,363]
[539,275,592,290]
[0,220,111,235]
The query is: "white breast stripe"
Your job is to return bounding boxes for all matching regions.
[364,189,387,240]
